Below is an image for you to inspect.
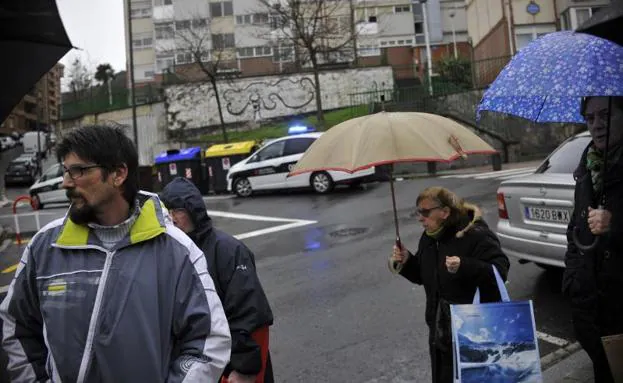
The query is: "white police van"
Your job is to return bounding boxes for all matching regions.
[29,163,68,209]
[226,130,375,197]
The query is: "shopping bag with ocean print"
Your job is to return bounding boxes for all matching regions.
[450,266,542,382]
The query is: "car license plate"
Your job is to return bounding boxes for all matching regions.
[524,206,571,224]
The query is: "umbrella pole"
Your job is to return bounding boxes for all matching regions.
[389,164,401,248]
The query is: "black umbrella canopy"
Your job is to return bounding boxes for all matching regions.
[0,0,74,124]
[577,0,623,46]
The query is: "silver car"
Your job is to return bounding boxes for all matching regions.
[496,131,592,269]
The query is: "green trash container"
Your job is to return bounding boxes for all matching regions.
[204,141,258,193]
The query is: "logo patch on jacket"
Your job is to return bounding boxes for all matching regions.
[179,355,207,373]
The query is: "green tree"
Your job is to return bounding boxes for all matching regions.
[437,57,472,89]
[94,63,116,106]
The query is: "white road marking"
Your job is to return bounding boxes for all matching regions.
[536,331,570,347]
[203,195,235,201]
[235,220,317,240]
[0,285,9,294]
[207,210,317,239]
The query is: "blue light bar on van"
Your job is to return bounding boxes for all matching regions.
[288,125,314,134]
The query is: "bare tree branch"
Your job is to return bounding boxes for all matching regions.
[256,0,360,125]
[159,12,238,142]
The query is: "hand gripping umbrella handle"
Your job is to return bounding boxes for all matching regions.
[572,205,603,252]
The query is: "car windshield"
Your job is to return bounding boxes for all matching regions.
[8,164,27,172]
[536,134,592,174]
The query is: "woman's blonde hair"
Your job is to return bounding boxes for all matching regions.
[416,186,467,227]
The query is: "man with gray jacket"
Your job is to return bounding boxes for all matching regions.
[0,125,231,382]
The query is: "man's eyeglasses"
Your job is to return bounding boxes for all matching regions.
[415,206,442,218]
[63,164,102,180]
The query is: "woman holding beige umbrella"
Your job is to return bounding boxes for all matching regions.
[389,186,509,382]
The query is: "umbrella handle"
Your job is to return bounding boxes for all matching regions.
[572,227,600,251]
[571,204,604,252]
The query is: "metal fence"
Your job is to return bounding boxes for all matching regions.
[61,85,164,120]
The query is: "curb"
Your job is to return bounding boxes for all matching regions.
[540,341,582,371]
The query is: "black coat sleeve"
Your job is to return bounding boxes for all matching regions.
[456,222,510,302]
[398,237,425,285]
[214,239,273,376]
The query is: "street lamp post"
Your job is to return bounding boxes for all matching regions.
[418,0,434,96]
[450,8,457,59]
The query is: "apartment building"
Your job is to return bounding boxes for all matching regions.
[0,63,64,134]
[123,0,471,84]
[466,0,612,62]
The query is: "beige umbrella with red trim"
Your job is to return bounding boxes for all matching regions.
[288,111,498,246]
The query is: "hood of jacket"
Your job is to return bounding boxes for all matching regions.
[160,177,212,242]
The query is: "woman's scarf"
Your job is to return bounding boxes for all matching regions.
[586,144,622,195]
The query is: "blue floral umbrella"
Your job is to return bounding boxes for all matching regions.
[477,31,623,123]
[477,31,623,250]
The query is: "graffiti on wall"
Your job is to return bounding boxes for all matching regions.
[223,77,316,120]
[165,66,395,130]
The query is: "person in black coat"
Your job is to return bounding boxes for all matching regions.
[389,186,510,383]
[563,96,623,383]
[161,177,274,383]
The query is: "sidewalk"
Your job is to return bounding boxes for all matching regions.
[542,345,595,383]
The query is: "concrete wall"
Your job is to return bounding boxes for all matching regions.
[165,66,394,130]
[59,103,169,166]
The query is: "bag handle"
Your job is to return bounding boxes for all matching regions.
[472,265,510,304]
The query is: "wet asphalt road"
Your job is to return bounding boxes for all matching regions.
[0,170,574,382]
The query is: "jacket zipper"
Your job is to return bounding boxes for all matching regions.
[76,249,116,383]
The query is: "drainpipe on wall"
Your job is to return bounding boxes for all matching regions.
[503,0,515,56]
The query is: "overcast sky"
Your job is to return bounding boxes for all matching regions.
[57,0,127,84]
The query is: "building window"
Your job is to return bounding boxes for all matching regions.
[212,34,235,49]
[358,44,380,57]
[236,13,269,25]
[175,20,191,30]
[130,4,152,18]
[164,0,172,5]
[394,5,410,13]
[255,46,272,56]
[192,19,207,28]
[156,55,175,73]
[273,46,294,62]
[237,46,272,58]
[132,35,153,49]
[414,22,423,34]
[176,52,193,64]
[210,1,233,17]
[155,23,175,39]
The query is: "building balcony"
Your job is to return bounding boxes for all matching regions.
[153,5,173,22]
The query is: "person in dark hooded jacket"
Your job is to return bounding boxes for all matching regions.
[161,177,274,383]
[389,186,510,383]
[562,96,623,383]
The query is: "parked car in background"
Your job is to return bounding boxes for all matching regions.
[29,163,68,209]
[0,136,16,151]
[226,132,375,197]
[4,158,37,187]
[496,131,591,270]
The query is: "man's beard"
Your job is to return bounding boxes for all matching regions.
[66,189,98,225]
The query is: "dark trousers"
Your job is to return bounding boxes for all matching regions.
[429,344,454,383]
[572,309,615,383]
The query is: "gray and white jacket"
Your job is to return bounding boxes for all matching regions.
[0,191,231,382]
